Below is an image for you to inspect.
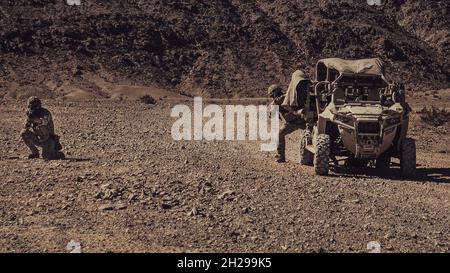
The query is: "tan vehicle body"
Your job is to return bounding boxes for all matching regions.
[316,101,408,159]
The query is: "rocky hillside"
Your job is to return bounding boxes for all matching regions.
[0,0,449,98]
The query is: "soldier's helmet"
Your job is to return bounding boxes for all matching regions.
[27,96,42,109]
[267,84,283,98]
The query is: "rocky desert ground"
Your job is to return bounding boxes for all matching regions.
[0,88,449,253]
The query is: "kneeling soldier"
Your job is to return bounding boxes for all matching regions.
[21,97,65,160]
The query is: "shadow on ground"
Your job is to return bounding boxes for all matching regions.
[63,158,91,162]
[331,166,450,184]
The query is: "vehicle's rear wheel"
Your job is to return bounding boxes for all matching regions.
[376,156,390,169]
[299,132,314,166]
[400,138,416,177]
[314,134,330,175]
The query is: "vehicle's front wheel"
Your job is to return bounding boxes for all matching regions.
[400,138,416,177]
[314,134,330,175]
[299,132,314,166]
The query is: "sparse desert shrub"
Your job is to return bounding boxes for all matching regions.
[140,95,156,105]
[179,90,193,98]
[418,106,450,127]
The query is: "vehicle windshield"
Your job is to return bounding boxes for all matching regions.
[333,74,388,104]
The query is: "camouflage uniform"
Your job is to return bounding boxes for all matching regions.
[268,84,307,163]
[20,97,64,160]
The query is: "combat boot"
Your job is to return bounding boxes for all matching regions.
[275,154,286,163]
[28,153,39,159]
[56,151,65,160]
[28,147,39,159]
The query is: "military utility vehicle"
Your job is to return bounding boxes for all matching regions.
[299,58,416,176]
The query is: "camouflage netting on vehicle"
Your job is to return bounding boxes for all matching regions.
[282,70,309,108]
[316,58,387,79]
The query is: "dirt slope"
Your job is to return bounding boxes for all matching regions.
[0,0,449,99]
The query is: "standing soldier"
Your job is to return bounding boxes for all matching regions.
[20,97,65,160]
[268,70,309,163]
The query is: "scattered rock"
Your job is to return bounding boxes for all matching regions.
[127,193,137,202]
[115,203,127,210]
[161,202,173,209]
[187,206,198,216]
[140,95,156,105]
[217,190,235,200]
[99,204,114,211]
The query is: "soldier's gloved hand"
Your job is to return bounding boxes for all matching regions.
[38,133,50,143]
[291,109,305,118]
[40,117,49,126]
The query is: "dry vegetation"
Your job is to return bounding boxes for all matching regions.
[418,106,450,127]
